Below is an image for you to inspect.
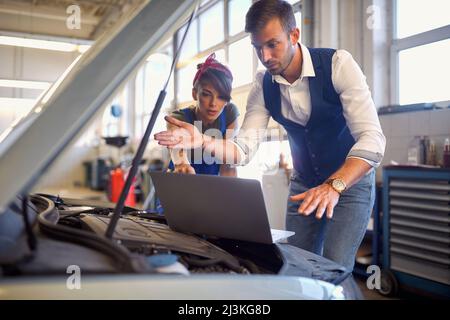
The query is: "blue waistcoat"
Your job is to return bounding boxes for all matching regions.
[263,48,355,187]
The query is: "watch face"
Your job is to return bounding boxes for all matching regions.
[332,179,346,192]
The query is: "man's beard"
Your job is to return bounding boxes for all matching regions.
[267,48,295,76]
[266,64,282,75]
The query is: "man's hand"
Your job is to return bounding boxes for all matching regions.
[154,116,204,149]
[172,163,196,174]
[290,184,340,219]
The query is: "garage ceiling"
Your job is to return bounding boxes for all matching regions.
[0,0,144,40]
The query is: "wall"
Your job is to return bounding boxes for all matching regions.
[0,45,80,135]
[0,45,79,100]
[378,107,450,180]
[0,44,106,190]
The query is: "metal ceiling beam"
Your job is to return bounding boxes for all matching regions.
[0,0,198,212]
[89,6,121,39]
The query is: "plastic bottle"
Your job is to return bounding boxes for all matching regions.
[443,138,450,168]
[407,136,424,165]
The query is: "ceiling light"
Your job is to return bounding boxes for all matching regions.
[0,36,78,52]
[0,97,37,109]
[0,79,51,90]
[0,36,91,53]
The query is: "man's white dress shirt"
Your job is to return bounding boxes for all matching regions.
[233,43,386,169]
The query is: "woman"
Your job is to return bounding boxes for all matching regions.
[168,53,239,176]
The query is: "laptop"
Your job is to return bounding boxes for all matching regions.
[150,172,294,244]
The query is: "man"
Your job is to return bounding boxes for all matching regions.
[155,0,385,271]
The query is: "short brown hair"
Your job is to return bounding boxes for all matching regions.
[194,65,232,102]
[245,0,296,35]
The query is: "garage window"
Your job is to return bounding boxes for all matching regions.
[392,0,450,105]
[174,0,303,104]
[134,47,173,139]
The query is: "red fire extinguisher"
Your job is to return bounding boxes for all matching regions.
[109,167,136,207]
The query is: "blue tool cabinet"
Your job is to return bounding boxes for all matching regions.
[382,166,450,297]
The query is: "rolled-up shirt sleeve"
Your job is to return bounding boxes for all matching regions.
[232,71,271,165]
[332,50,386,167]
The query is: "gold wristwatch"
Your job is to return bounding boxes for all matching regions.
[325,178,347,195]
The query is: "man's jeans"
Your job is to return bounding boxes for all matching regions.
[286,170,376,271]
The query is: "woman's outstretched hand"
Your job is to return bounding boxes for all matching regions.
[154,116,204,149]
